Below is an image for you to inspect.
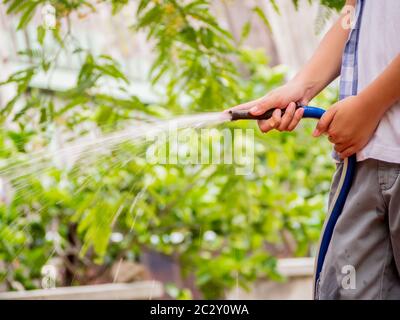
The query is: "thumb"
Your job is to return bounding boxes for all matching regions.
[299,97,310,105]
[227,97,261,112]
[313,107,337,137]
[249,95,279,116]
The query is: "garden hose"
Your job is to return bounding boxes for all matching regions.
[229,105,357,299]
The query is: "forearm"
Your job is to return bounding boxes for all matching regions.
[291,0,355,101]
[358,54,400,117]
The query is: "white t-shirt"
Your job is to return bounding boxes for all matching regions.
[356,0,400,163]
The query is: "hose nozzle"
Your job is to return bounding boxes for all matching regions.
[229,105,302,121]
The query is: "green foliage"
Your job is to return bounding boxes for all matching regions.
[135,0,240,112]
[0,0,339,298]
[294,0,345,11]
[318,0,345,11]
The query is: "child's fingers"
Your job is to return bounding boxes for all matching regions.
[334,143,347,153]
[257,119,272,132]
[313,107,337,137]
[270,109,282,128]
[250,95,279,116]
[287,107,304,131]
[257,109,282,133]
[338,145,356,159]
[278,102,296,131]
[226,98,261,112]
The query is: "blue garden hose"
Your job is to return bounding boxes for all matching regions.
[229,105,357,299]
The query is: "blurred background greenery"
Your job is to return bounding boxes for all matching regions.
[0,0,343,299]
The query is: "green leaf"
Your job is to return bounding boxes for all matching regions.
[253,6,272,32]
[137,5,162,29]
[37,25,46,45]
[240,21,252,43]
[5,0,26,14]
[137,0,152,14]
[270,0,281,14]
[199,27,213,48]
[111,0,129,14]
[17,2,39,29]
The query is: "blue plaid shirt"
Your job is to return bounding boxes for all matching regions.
[333,0,364,161]
[339,0,365,100]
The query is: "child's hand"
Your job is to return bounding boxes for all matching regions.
[227,81,309,133]
[313,96,380,158]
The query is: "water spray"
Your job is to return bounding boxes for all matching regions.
[229,104,357,298]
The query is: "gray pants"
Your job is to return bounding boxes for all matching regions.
[317,159,400,299]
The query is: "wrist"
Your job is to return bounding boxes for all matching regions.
[289,77,318,103]
[357,90,388,119]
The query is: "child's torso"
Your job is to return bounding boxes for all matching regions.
[357,0,400,163]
